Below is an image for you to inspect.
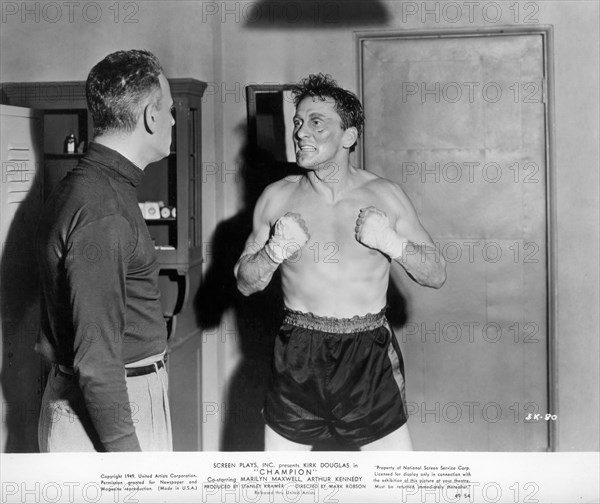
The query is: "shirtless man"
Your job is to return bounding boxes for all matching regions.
[234,74,446,451]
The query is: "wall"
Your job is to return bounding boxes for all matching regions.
[1,0,598,451]
[212,0,600,451]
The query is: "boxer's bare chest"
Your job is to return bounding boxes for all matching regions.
[273,180,397,264]
[272,179,395,315]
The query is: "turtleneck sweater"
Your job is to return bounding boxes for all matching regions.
[36,142,167,451]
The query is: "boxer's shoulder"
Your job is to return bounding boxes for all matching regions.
[254,178,302,222]
[262,177,302,198]
[352,171,415,222]
[354,170,404,199]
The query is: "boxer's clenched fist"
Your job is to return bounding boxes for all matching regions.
[355,206,406,259]
[265,212,310,263]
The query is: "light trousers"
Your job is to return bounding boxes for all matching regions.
[38,364,172,452]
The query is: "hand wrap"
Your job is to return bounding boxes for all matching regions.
[355,207,406,259]
[264,213,310,263]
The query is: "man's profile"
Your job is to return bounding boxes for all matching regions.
[36,49,174,452]
[234,73,446,451]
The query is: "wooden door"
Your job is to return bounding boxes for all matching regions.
[359,30,551,451]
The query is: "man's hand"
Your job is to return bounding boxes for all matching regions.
[264,212,310,264]
[355,206,407,259]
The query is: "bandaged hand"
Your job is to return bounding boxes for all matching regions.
[264,212,310,264]
[355,206,406,259]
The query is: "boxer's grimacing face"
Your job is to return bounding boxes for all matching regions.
[293,97,348,170]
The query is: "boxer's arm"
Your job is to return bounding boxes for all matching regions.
[356,184,446,289]
[235,210,310,295]
[234,192,279,296]
[235,243,280,296]
[392,204,446,289]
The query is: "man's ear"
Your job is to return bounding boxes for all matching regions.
[342,127,358,149]
[144,102,157,134]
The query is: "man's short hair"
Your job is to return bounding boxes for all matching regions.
[292,73,365,138]
[86,49,164,136]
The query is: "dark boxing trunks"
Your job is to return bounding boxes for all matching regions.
[264,307,408,447]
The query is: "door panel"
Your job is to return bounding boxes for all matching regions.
[361,33,548,451]
[0,105,44,452]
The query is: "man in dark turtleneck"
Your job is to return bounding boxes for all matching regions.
[36,49,175,452]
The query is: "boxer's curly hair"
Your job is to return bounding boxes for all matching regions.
[86,49,163,136]
[292,73,365,138]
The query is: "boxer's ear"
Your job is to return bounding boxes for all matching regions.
[342,127,358,149]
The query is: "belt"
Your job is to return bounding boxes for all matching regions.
[56,358,166,379]
[126,358,166,378]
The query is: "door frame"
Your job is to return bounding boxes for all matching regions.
[355,25,557,451]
